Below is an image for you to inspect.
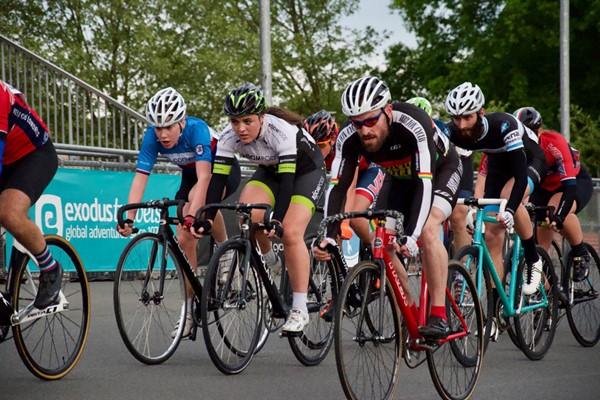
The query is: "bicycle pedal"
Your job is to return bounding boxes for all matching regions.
[279,330,302,338]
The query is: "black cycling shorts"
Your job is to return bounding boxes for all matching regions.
[530,165,593,214]
[0,141,58,205]
[176,157,241,202]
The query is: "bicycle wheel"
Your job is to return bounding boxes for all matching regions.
[565,243,600,347]
[427,260,483,400]
[334,261,401,400]
[113,232,186,364]
[201,239,262,375]
[288,235,337,366]
[500,248,521,349]
[514,247,559,360]
[454,245,494,352]
[11,235,90,380]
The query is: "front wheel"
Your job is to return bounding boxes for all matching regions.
[334,261,401,400]
[514,247,559,360]
[427,260,484,400]
[565,243,600,347]
[201,239,262,375]
[11,235,90,380]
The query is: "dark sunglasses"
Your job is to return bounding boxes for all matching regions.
[350,109,384,129]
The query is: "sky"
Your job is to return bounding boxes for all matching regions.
[340,0,417,66]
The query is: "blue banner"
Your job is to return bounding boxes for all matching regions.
[6,168,180,272]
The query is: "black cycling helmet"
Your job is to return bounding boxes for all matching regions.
[304,110,339,143]
[223,83,268,117]
[513,107,543,131]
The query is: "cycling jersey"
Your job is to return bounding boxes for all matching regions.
[537,130,580,192]
[0,80,51,166]
[207,113,324,221]
[136,116,213,175]
[326,102,457,240]
[444,112,546,214]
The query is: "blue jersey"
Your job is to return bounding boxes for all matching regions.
[136,116,213,175]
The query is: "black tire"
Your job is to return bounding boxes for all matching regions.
[514,247,559,360]
[427,261,484,400]
[565,243,600,347]
[201,239,262,375]
[11,235,90,380]
[288,234,337,366]
[453,245,494,353]
[114,233,186,364]
[334,261,401,400]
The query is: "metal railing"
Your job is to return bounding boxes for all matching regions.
[1,34,146,153]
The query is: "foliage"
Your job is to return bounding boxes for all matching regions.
[0,0,384,129]
[570,105,600,177]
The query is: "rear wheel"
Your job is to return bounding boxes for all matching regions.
[428,261,484,400]
[113,233,186,365]
[12,235,90,380]
[288,235,337,366]
[514,247,559,360]
[565,243,600,347]
[201,239,262,375]
[334,261,400,400]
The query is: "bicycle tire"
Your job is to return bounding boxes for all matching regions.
[427,260,484,400]
[11,235,90,380]
[514,247,559,360]
[453,245,494,352]
[565,243,600,347]
[201,239,262,375]
[287,234,337,366]
[113,232,186,364]
[334,261,401,400]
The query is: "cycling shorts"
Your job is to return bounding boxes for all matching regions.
[176,157,241,202]
[530,165,593,214]
[0,141,58,205]
[355,165,387,206]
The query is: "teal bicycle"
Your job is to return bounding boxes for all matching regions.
[454,197,559,360]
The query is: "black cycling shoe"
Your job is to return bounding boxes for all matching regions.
[572,254,590,282]
[33,264,63,309]
[418,315,450,340]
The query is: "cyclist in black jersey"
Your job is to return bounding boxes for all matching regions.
[193,83,326,334]
[314,77,462,339]
[444,82,547,297]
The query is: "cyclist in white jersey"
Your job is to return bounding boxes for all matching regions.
[193,83,326,334]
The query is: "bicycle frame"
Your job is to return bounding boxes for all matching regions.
[459,198,551,318]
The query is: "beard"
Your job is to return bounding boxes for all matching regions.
[459,116,484,146]
[360,134,384,153]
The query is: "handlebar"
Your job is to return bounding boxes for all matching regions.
[457,197,507,214]
[117,198,185,233]
[316,209,404,245]
[195,203,274,228]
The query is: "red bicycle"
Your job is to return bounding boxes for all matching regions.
[324,209,484,400]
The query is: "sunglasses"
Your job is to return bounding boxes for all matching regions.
[350,109,384,129]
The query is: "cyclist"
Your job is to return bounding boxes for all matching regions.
[193,83,326,334]
[116,87,240,338]
[514,106,593,281]
[0,79,62,310]
[304,110,388,244]
[316,76,463,339]
[406,96,475,254]
[444,82,547,297]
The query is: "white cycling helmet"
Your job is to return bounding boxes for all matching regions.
[445,82,485,116]
[145,87,187,127]
[341,76,391,116]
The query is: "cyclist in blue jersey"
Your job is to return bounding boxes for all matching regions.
[117,87,239,338]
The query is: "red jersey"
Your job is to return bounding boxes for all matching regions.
[0,80,51,165]
[325,149,369,172]
[538,130,580,192]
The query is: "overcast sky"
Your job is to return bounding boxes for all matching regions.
[340,0,417,66]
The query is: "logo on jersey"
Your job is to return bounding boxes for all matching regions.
[501,121,509,133]
[195,144,204,156]
[390,144,402,151]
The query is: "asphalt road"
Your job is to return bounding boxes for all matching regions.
[1,281,599,400]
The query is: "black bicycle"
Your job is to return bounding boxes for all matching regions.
[0,234,90,379]
[198,203,335,375]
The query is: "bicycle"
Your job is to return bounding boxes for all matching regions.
[528,204,600,347]
[454,198,560,360]
[322,209,483,400]
[0,234,90,379]
[197,202,335,375]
